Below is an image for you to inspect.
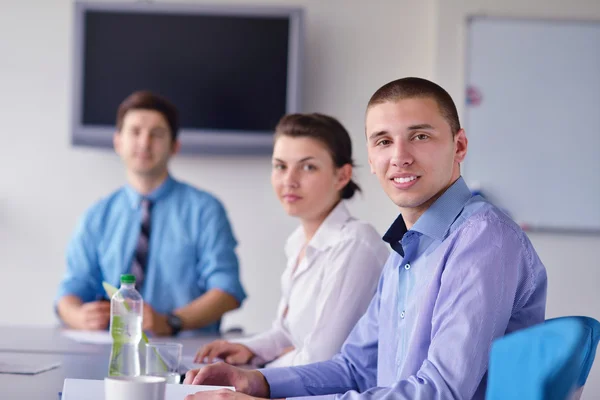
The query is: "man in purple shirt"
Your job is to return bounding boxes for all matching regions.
[183,77,548,400]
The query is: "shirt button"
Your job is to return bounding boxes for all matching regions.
[404,263,411,270]
[400,311,405,319]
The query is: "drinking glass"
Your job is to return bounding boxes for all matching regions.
[145,342,183,384]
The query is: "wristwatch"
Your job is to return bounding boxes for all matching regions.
[166,313,183,336]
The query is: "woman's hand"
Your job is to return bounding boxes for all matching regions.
[195,340,255,365]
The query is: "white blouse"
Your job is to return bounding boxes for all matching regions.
[237,201,389,367]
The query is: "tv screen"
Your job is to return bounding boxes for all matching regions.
[72,2,303,154]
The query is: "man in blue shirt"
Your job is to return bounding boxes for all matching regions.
[56,91,246,336]
[183,78,547,398]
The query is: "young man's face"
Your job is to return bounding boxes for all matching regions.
[114,109,179,178]
[366,97,467,223]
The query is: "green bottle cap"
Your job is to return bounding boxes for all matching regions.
[120,274,136,284]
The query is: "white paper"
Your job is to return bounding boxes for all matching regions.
[0,360,60,375]
[62,378,234,400]
[62,329,113,345]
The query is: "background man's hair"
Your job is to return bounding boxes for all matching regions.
[116,91,179,141]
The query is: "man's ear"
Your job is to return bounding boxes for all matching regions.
[171,139,181,156]
[454,128,468,164]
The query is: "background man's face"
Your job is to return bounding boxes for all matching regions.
[114,109,177,178]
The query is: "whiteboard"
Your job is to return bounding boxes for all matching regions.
[464,16,600,233]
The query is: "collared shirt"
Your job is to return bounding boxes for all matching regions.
[237,201,389,367]
[56,175,246,335]
[262,177,548,399]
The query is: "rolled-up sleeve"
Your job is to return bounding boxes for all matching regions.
[197,199,246,304]
[55,214,103,307]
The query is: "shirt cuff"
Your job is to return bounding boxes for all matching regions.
[234,336,282,365]
[205,277,247,305]
[260,367,308,399]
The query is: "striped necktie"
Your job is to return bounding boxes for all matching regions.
[131,198,152,290]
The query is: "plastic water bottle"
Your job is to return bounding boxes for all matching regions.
[108,274,143,377]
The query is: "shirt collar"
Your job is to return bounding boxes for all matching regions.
[383,176,472,255]
[124,174,176,209]
[309,201,353,251]
[285,201,353,257]
[382,214,408,256]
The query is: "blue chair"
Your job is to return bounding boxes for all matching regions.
[486,316,600,400]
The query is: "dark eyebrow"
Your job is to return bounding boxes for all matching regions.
[150,127,169,134]
[368,124,435,141]
[408,124,435,131]
[368,130,388,141]
[273,156,316,163]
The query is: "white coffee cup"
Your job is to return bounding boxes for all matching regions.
[105,376,167,400]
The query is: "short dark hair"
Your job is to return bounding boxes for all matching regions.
[116,91,179,141]
[274,113,361,200]
[367,77,461,135]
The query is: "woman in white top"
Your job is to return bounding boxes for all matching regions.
[195,113,389,367]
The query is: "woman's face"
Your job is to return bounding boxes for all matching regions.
[271,136,350,222]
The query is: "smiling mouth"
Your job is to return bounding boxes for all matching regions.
[392,176,418,183]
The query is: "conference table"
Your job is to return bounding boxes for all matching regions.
[0,325,241,400]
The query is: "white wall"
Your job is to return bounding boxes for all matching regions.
[434,1,600,398]
[1,0,599,396]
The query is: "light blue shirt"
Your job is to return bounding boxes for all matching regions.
[262,177,547,399]
[56,175,246,334]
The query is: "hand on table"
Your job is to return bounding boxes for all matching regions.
[195,340,255,365]
[76,301,110,330]
[184,362,270,398]
[185,389,262,400]
[142,303,172,336]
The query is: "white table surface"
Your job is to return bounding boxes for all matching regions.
[0,325,241,400]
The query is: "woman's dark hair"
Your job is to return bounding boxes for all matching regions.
[274,113,361,199]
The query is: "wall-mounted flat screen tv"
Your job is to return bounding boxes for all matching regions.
[72,2,303,154]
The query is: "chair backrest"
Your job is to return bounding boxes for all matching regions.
[565,316,600,399]
[486,316,600,400]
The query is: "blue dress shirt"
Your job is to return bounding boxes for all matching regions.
[56,175,246,334]
[261,177,547,399]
